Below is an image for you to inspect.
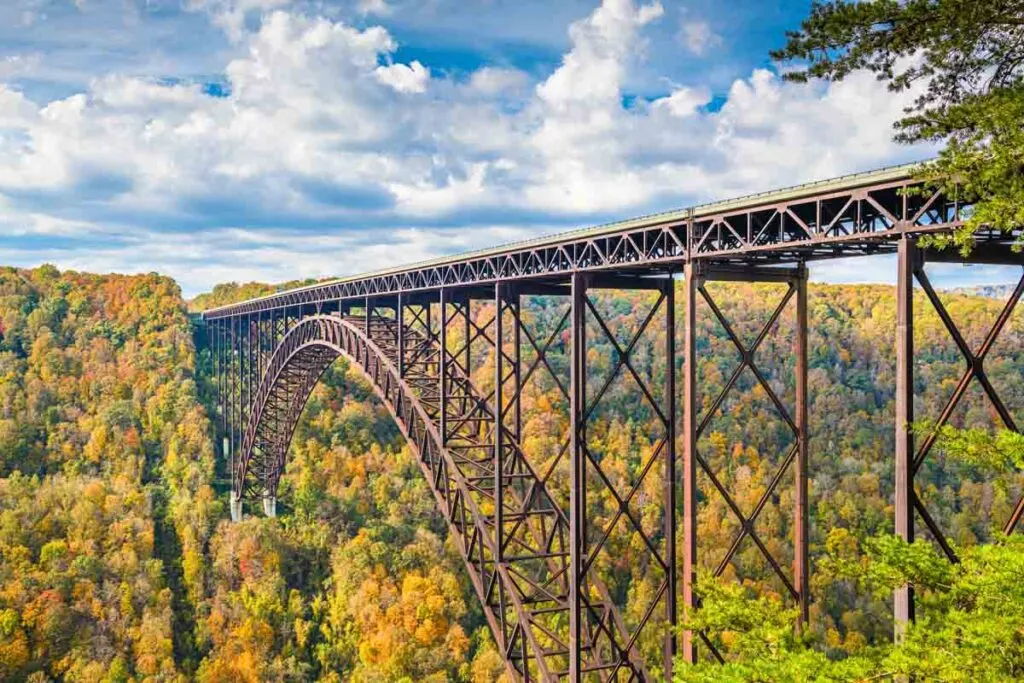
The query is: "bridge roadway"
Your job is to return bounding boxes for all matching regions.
[202,163,1023,682]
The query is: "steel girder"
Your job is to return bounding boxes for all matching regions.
[202,208,1024,678]
[201,172,1008,321]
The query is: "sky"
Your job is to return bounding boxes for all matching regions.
[0,0,1017,296]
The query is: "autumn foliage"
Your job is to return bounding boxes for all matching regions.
[0,265,1021,680]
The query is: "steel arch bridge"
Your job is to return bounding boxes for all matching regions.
[201,162,1024,681]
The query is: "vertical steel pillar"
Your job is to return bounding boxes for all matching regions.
[681,263,698,663]
[397,293,406,377]
[365,296,372,337]
[230,316,242,521]
[794,265,810,624]
[257,312,264,380]
[216,320,224,436]
[494,282,505,563]
[232,315,239,474]
[246,313,252,447]
[895,237,918,638]
[512,289,522,443]
[440,288,448,446]
[569,272,587,681]
[463,299,471,382]
[664,277,678,677]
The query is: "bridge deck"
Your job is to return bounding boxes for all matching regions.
[202,161,1016,320]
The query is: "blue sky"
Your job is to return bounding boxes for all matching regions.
[0,0,1016,295]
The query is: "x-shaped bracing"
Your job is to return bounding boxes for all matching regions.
[569,274,677,680]
[911,265,1024,553]
[696,282,800,598]
[680,264,809,664]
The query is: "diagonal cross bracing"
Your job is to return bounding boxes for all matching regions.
[204,162,1024,679]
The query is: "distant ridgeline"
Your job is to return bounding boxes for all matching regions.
[947,283,1022,300]
[0,265,1020,680]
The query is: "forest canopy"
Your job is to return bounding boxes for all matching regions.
[2,263,1021,681]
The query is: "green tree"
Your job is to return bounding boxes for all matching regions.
[675,533,1024,682]
[772,0,1024,252]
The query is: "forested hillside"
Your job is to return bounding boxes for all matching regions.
[0,265,215,680]
[0,266,1020,681]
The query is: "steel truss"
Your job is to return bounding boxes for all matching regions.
[680,264,809,662]
[202,169,1006,322]
[217,280,681,680]
[894,239,1024,636]
[203,165,1024,680]
[568,274,677,679]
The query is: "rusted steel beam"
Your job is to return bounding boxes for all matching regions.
[585,273,672,290]
[440,288,448,446]
[494,281,505,564]
[794,265,810,624]
[568,271,586,681]
[696,263,804,283]
[202,168,1005,321]
[923,242,1024,265]
[894,237,918,639]
[663,277,678,676]
[397,293,405,377]
[681,263,698,664]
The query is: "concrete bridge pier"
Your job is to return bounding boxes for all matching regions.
[230,495,244,522]
[262,491,277,518]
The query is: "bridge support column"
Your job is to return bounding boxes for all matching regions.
[568,272,586,682]
[494,282,506,564]
[894,237,918,639]
[439,289,448,445]
[663,275,678,678]
[681,263,698,663]
[225,431,244,523]
[682,262,811,663]
[894,242,1024,640]
[262,491,277,518]
[397,293,405,377]
[569,272,676,679]
[794,266,810,625]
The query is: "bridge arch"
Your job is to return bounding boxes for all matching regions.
[230,312,648,681]
[234,315,352,509]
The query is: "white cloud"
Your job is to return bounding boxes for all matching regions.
[358,0,392,16]
[375,60,430,93]
[537,0,664,111]
[679,19,722,57]
[0,0,934,293]
[467,67,530,96]
[185,0,293,42]
[652,85,710,117]
[0,85,37,128]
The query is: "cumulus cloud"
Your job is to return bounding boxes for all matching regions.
[185,0,294,42]
[652,85,711,117]
[0,0,932,294]
[376,60,430,93]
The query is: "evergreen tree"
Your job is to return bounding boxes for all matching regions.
[772,0,1024,253]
